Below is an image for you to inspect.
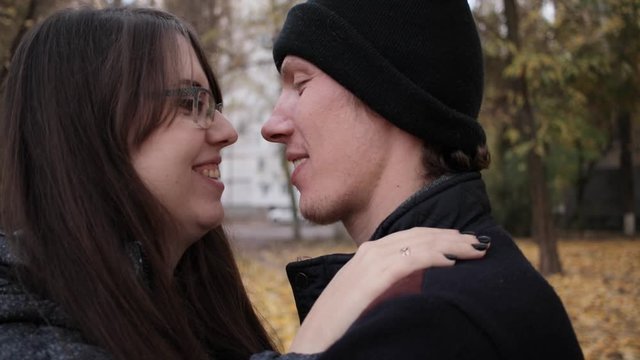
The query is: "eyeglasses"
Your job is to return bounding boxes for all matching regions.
[165,86,222,129]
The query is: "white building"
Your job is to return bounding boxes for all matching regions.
[218,1,295,210]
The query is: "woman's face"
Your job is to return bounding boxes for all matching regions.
[131,36,237,256]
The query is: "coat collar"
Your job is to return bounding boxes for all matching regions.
[286,172,494,322]
[371,171,493,240]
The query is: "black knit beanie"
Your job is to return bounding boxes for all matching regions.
[273,0,486,157]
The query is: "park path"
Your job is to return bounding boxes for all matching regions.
[224,219,339,250]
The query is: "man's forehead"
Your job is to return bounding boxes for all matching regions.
[281,56,315,75]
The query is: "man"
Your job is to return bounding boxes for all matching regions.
[262,0,584,358]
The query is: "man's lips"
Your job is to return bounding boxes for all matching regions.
[286,151,309,168]
[292,158,308,169]
[287,153,309,187]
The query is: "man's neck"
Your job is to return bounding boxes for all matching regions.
[341,123,427,245]
[342,191,415,245]
[344,171,427,245]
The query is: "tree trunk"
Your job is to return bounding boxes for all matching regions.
[618,110,635,236]
[529,145,562,274]
[504,0,562,274]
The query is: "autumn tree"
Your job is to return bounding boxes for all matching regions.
[575,0,640,236]
[476,0,640,271]
[1,0,44,202]
[475,0,570,274]
[0,0,40,93]
[539,0,640,235]
[499,0,562,274]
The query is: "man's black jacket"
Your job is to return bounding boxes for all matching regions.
[285,173,584,359]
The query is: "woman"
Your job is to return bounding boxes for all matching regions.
[0,7,486,359]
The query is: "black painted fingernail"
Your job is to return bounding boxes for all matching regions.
[477,235,491,244]
[461,231,476,236]
[472,243,488,251]
[444,254,458,261]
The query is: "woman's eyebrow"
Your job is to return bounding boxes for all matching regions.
[175,79,203,88]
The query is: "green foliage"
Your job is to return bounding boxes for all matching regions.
[476,0,640,233]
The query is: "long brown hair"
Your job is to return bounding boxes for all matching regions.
[1,7,273,359]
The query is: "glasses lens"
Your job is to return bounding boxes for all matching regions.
[175,93,194,115]
[197,89,217,128]
[196,89,209,118]
[165,87,218,129]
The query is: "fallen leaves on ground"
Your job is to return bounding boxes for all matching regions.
[236,237,640,359]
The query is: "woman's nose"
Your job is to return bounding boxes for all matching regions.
[207,111,238,147]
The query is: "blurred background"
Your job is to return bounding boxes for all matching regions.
[1,0,639,358]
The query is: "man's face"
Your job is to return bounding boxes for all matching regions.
[262,56,395,225]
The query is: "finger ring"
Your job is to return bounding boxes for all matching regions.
[400,247,411,256]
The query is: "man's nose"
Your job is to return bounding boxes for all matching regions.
[262,96,293,143]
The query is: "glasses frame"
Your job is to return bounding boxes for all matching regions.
[164,86,223,129]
